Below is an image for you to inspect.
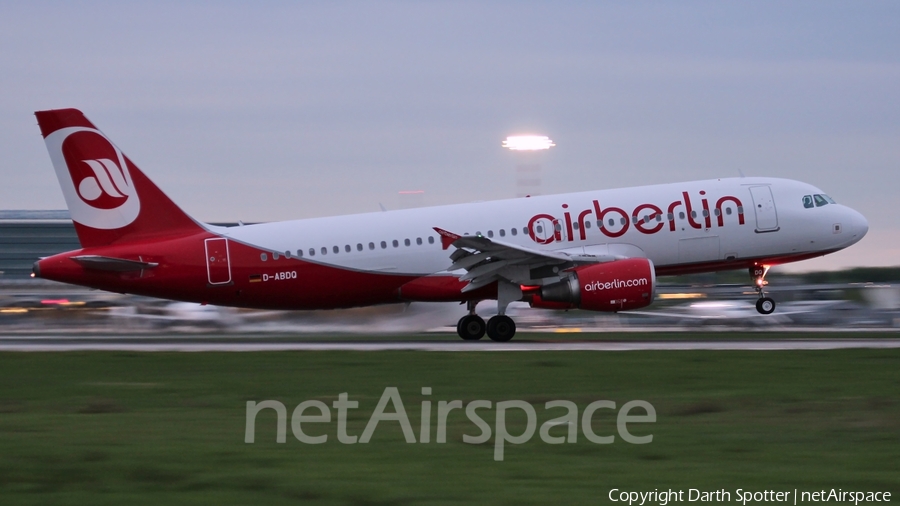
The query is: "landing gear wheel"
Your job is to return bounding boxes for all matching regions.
[756,297,776,315]
[457,315,486,341]
[486,315,516,342]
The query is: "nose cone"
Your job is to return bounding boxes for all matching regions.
[844,207,868,245]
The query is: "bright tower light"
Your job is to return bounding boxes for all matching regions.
[502,135,555,151]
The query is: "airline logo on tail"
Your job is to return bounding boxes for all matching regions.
[44,127,140,229]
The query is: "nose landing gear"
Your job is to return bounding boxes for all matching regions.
[751,265,776,315]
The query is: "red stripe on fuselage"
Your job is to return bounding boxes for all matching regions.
[36,229,835,309]
[36,232,423,309]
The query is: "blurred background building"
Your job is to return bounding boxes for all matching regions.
[503,135,555,197]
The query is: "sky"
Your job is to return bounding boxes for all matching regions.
[1,1,898,271]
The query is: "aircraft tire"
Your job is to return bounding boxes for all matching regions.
[756,297,776,315]
[457,315,486,340]
[486,315,516,342]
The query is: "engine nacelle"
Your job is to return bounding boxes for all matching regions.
[528,293,577,310]
[539,258,656,312]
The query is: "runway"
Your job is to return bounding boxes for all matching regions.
[1,337,900,352]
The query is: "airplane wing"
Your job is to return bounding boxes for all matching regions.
[432,227,621,292]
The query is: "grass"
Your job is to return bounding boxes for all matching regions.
[0,348,898,505]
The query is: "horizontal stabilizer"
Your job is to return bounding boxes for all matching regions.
[70,255,159,272]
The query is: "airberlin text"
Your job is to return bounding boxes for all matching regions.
[245,387,656,461]
[528,190,745,245]
[585,277,649,291]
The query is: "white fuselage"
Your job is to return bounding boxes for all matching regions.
[216,177,867,278]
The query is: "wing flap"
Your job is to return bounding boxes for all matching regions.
[432,226,624,292]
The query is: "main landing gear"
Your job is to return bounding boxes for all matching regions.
[751,265,776,315]
[457,306,486,341]
[456,303,517,342]
[456,282,521,342]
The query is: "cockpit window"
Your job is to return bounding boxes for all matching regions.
[803,194,837,208]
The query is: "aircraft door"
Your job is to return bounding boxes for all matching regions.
[552,219,569,243]
[748,186,779,232]
[205,238,232,285]
[530,216,557,243]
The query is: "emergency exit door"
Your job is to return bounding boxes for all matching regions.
[205,238,232,285]
[748,186,779,232]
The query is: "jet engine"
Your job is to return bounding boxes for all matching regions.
[539,258,655,312]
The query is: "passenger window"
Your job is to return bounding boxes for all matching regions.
[416,237,423,245]
[345,245,351,252]
[597,220,603,229]
[511,228,518,236]
[814,194,829,207]
[321,247,327,255]
[536,225,543,233]
[802,195,814,208]
[357,244,363,251]
[404,239,410,246]
[331,246,337,254]
[285,251,291,258]
[702,210,709,218]
[667,213,674,221]
[554,223,561,232]
[297,250,303,258]
[572,222,579,230]
[369,242,375,250]
[260,253,268,261]
[309,248,315,257]
[487,230,494,238]
[713,209,721,217]
[737,206,743,214]
[679,212,685,219]
[584,221,591,229]
[608,218,614,227]
[691,211,697,218]
[273,252,279,260]
[522,227,528,235]
[392,240,399,248]
[620,218,626,225]
[428,236,435,244]
[499,229,506,237]
[381,241,387,249]
[725,208,732,215]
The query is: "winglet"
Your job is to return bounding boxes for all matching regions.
[432,227,460,250]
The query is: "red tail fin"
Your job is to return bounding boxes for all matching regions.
[35,108,204,248]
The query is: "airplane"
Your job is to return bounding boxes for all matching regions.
[30,108,869,341]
